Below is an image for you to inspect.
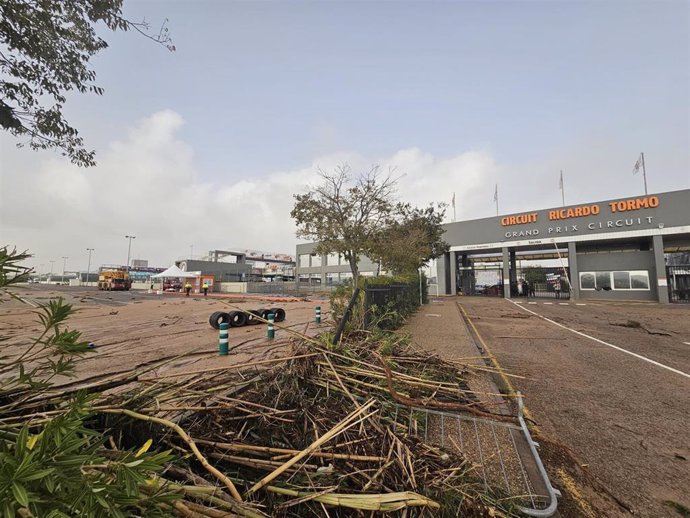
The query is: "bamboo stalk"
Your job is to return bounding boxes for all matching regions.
[101,408,243,502]
[195,438,385,462]
[246,399,377,495]
[264,486,440,511]
[151,353,319,379]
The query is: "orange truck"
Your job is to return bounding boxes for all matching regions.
[97,269,132,291]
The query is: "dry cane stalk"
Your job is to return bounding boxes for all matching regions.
[102,408,243,502]
[246,399,377,496]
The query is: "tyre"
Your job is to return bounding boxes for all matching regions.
[209,311,229,329]
[259,308,272,319]
[228,310,247,327]
[270,308,286,322]
[246,310,262,325]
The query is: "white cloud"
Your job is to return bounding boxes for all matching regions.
[0,110,500,271]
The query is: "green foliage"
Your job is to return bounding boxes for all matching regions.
[0,0,174,166]
[0,247,180,515]
[363,274,427,330]
[0,246,32,289]
[0,395,179,518]
[329,274,428,336]
[368,203,449,275]
[523,266,547,286]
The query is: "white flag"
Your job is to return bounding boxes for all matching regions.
[493,184,498,202]
[559,171,564,190]
[633,153,642,175]
[451,192,455,208]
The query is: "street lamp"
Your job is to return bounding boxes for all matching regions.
[125,235,136,270]
[86,248,95,287]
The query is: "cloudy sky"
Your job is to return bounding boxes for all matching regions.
[1,0,688,273]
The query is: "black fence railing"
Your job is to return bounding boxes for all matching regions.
[363,281,423,330]
[667,265,690,303]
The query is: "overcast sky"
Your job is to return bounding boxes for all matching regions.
[1,0,688,272]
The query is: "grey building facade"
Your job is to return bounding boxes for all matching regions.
[295,242,380,285]
[176,259,253,282]
[437,189,690,303]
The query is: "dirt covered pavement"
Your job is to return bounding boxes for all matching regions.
[1,285,330,388]
[456,297,690,518]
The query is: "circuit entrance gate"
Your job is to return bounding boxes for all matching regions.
[514,267,571,300]
[458,266,504,297]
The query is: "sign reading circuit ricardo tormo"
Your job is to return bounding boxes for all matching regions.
[443,189,690,250]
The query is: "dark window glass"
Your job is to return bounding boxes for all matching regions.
[613,271,630,289]
[595,271,611,290]
[580,273,595,289]
[631,272,649,289]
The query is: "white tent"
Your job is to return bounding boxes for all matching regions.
[151,265,197,278]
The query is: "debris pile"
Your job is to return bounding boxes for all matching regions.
[95,328,520,517]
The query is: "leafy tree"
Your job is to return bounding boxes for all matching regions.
[291,164,398,284]
[0,0,174,167]
[523,266,547,286]
[369,202,449,275]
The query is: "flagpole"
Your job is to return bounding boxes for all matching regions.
[641,152,648,195]
[495,184,499,216]
[560,170,565,207]
[452,192,456,222]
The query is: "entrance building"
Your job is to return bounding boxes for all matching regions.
[436,189,690,303]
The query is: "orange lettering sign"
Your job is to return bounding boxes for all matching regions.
[501,212,538,226]
[548,205,600,221]
[609,196,659,213]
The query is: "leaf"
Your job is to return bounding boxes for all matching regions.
[20,467,55,482]
[11,482,29,507]
[134,438,152,458]
[123,458,144,468]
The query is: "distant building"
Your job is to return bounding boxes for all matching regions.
[131,259,148,268]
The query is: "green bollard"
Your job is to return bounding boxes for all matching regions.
[315,305,321,324]
[267,313,275,340]
[219,322,229,356]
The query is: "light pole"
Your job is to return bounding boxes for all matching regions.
[86,248,95,287]
[49,260,55,281]
[125,235,136,270]
[62,257,68,283]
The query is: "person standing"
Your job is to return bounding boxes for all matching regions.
[202,281,209,296]
[554,278,561,299]
[184,281,192,297]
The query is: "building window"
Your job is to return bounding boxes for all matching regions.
[595,271,611,290]
[299,254,310,268]
[580,271,650,291]
[630,271,650,289]
[613,271,632,289]
[326,253,339,266]
[580,273,595,290]
[311,254,322,267]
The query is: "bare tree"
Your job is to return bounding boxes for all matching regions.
[291,165,398,284]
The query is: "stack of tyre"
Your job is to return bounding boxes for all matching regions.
[208,308,286,329]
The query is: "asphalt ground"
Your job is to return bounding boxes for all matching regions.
[457,296,690,518]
